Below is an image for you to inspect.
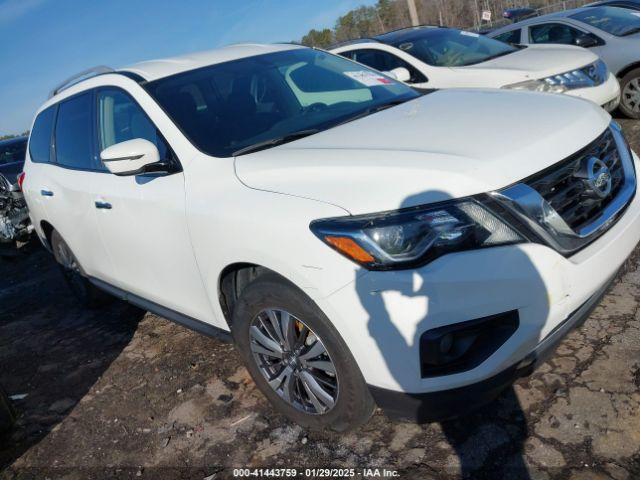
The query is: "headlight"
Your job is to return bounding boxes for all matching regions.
[310,199,524,270]
[503,60,608,93]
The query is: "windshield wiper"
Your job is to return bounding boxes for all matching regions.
[232,129,320,156]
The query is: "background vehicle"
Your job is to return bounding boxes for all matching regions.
[0,173,31,257]
[0,137,27,183]
[0,138,31,256]
[330,26,620,111]
[585,0,640,11]
[503,7,538,22]
[22,44,640,431]
[489,6,640,118]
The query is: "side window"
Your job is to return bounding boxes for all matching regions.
[96,89,169,163]
[494,29,522,45]
[530,23,584,45]
[350,49,427,84]
[29,107,56,164]
[55,93,94,169]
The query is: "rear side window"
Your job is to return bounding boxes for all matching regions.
[529,23,584,45]
[494,29,522,45]
[55,93,94,169]
[96,88,169,161]
[29,107,56,163]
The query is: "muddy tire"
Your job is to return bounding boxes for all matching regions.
[619,68,640,119]
[50,230,109,307]
[232,273,375,432]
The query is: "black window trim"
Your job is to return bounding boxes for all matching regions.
[38,85,181,175]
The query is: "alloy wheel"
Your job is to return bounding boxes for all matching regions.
[622,77,640,114]
[249,308,338,415]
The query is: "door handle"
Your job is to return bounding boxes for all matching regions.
[40,190,54,197]
[95,201,112,210]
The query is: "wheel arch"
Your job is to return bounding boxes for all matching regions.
[617,61,640,79]
[39,220,55,249]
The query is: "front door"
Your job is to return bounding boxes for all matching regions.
[90,87,214,323]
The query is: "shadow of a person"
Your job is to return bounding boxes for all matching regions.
[355,190,550,479]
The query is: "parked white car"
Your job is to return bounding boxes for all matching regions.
[488,6,640,118]
[330,26,621,111]
[23,44,640,431]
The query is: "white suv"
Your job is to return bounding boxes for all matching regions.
[23,44,640,431]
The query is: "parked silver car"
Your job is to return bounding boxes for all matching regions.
[489,6,640,118]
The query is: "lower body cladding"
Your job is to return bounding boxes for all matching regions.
[318,159,640,422]
[568,73,620,113]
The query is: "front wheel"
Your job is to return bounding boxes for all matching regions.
[619,68,640,119]
[232,273,375,431]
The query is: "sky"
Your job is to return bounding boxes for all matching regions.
[0,0,376,135]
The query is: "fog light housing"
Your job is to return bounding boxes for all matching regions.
[420,310,519,378]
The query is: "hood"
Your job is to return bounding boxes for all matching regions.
[235,89,610,215]
[452,44,599,83]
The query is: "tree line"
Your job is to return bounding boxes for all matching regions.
[301,0,591,48]
[0,132,28,142]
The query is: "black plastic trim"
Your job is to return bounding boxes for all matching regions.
[370,272,616,423]
[89,277,232,343]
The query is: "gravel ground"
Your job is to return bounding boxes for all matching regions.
[1,118,639,480]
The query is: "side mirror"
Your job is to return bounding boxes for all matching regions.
[386,67,411,83]
[575,34,598,48]
[100,139,160,176]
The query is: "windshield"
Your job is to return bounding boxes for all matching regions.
[144,48,419,157]
[0,139,27,166]
[390,28,518,67]
[570,6,640,35]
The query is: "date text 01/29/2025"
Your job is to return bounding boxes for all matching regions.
[232,468,401,478]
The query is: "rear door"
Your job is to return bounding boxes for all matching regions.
[89,87,213,322]
[33,91,117,282]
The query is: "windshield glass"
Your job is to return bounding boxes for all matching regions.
[0,139,27,166]
[144,48,419,157]
[570,6,640,36]
[390,28,518,67]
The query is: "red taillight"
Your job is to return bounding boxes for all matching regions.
[17,172,25,190]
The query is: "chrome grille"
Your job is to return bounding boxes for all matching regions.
[526,129,624,231]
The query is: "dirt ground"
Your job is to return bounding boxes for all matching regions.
[1,118,640,480]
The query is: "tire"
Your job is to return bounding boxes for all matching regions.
[619,68,640,119]
[232,273,375,432]
[50,230,109,307]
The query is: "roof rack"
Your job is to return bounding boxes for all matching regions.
[49,66,115,99]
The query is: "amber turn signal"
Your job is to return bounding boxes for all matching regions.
[324,236,375,263]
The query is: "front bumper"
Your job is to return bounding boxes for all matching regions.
[368,274,614,422]
[318,151,640,405]
[565,72,620,112]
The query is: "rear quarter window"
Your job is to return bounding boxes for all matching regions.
[29,107,56,163]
